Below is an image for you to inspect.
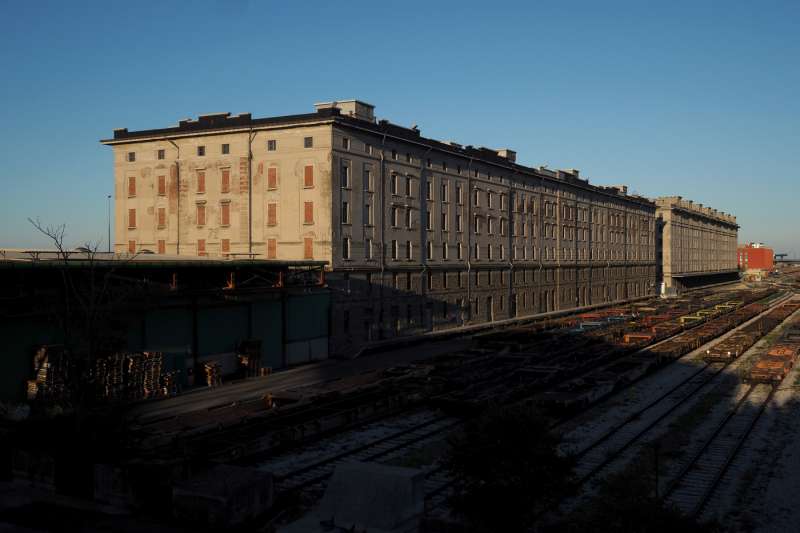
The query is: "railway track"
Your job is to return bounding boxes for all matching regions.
[287,292,793,513]
[547,296,797,519]
[260,409,462,495]
[662,383,774,516]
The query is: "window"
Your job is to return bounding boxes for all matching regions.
[473,189,480,206]
[488,217,494,235]
[363,165,373,191]
[500,218,506,236]
[456,184,463,204]
[221,202,230,226]
[127,176,136,197]
[488,191,493,209]
[500,245,505,260]
[405,152,412,163]
[221,169,230,193]
[304,201,314,224]
[441,181,448,202]
[474,215,481,234]
[157,240,165,254]
[405,175,412,196]
[442,242,449,260]
[442,161,447,172]
[366,238,373,260]
[405,241,413,260]
[267,139,277,151]
[405,207,412,228]
[457,242,463,260]
[127,152,135,162]
[342,237,351,259]
[221,143,229,154]
[426,211,433,230]
[157,207,166,228]
[391,206,399,227]
[304,165,314,187]
[197,146,205,157]
[427,241,433,260]
[304,137,313,148]
[303,237,313,258]
[456,213,463,232]
[158,175,166,196]
[441,210,448,231]
[365,143,372,155]
[342,137,350,150]
[196,204,206,226]
[391,149,397,160]
[267,238,277,259]
[157,149,165,160]
[426,158,432,168]
[197,239,206,256]
[341,201,350,224]
[267,203,277,226]
[128,208,136,228]
[218,239,229,254]
[197,171,205,193]
[474,243,480,260]
[390,174,399,195]
[488,244,493,260]
[268,167,278,189]
[363,202,373,225]
[128,240,136,253]
[426,181,434,201]
[341,162,351,188]
[391,240,399,260]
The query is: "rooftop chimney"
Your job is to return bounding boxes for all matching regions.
[496,149,517,162]
[314,100,375,122]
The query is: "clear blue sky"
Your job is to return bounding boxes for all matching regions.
[1,1,798,253]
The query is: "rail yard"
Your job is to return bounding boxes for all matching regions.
[61,269,789,532]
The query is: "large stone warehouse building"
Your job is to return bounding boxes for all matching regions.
[101,100,734,355]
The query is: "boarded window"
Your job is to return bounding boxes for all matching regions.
[157,240,165,254]
[221,202,230,226]
[197,171,205,193]
[267,203,277,226]
[157,207,166,227]
[197,239,206,256]
[221,169,230,193]
[128,240,136,253]
[197,204,206,226]
[267,167,277,189]
[303,237,313,259]
[221,239,230,253]
[267,238,277,259]
[127,176,136,197]
[304,201,314,224]
[128,208,136,228]
[304,165,314,188]
[158,175,166,196]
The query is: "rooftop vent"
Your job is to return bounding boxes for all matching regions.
[496,149,517,163]
[314,100,375,122]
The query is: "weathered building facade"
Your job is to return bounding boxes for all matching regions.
[655,196,739,293]
[103,100,658,355]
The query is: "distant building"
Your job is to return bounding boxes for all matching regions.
[654,197,739,294]
[738,242,774,272]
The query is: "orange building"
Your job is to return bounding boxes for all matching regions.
[738,243,774,271]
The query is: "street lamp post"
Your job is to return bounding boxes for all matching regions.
[107,194,112,253]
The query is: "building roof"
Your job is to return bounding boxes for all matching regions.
[101,101,657,209]
[0,249,327,270]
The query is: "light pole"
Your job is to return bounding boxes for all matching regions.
[107,194,112,253]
